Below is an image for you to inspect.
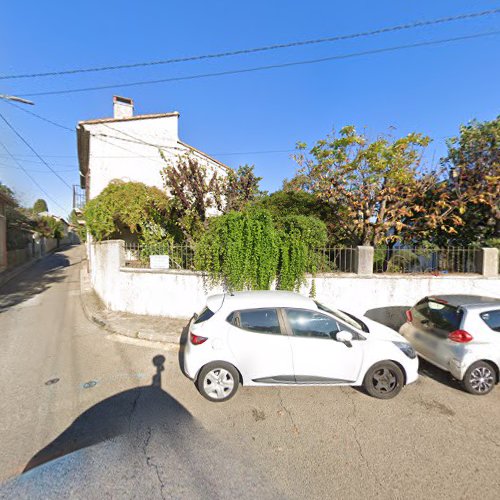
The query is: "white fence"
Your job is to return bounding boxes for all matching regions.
[89,240,500,328]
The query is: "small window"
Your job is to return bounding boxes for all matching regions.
[480,310,500,332]
[194,307,214,324]
[237,309,281,335]
[285,308,340,340]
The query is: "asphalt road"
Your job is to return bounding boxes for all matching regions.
[0,246,499,499]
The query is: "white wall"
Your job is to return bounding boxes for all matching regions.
[83,115,228,203]
[90,241,500,329]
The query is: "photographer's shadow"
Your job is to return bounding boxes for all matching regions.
[24,355,192,472]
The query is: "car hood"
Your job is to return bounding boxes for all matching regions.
[360,316,408,343]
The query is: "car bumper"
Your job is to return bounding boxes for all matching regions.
[405,356,419,385]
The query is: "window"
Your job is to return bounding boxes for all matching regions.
[480,310,500,332]
[237,309,281,335]
[413,299,462,333]
[285,308,340,340]
[315,301,368,332]
[194,307,214,324]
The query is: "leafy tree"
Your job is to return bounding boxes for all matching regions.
[289,126,445,246]
[161,154,225,242]
[225,165,262,212]
[35,216,64,240]
[161,155,263,241]
[33,199,48,213]
[195,208,326,291]
[438,116,500,244]
[83,180,179,244]
[251,189,347,244]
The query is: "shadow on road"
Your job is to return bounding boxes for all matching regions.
[418,357,463,391]
[0,250,72,313]
[24,354,190,473]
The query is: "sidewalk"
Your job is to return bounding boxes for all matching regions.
[80,262,187,347]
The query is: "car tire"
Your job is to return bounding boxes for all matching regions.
[462,361,496,395]
[197,361,240,402]
[363,361,404,399]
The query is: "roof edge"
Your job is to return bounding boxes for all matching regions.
[78,112,180,126]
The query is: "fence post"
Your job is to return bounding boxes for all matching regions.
[476,248,499,277]
[355,246,374,275]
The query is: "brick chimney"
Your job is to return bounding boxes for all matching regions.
[113,95,134,119]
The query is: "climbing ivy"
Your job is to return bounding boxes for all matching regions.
[195,209,326,291]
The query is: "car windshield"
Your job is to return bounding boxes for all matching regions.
[314,301,368,332]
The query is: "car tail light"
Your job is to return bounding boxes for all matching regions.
[448,330,473,343]
[405,310,413,323]
[190,333,208,345]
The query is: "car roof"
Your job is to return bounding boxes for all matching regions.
[218,290,316,311]
[427,294,500,308]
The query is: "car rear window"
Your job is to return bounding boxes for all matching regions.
[480,310,500,332]
[415,299,462,332]
[194,307,214,324]
[237,309,281,334]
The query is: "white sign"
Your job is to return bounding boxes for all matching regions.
[150,255,170,270]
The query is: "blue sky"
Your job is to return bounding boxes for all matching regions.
[1,0,499,216]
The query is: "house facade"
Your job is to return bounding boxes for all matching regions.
[0,190,14,272]
[77,96,230,215]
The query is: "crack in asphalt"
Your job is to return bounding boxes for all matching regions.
[277,388,300,435]
[341,388,385,492]
[142,426,167,500]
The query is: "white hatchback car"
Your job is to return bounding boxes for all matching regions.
[184,291,418,401]
[400,294,500,395]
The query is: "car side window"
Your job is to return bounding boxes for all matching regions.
[285,308,340,340]
[480,310,500,332]
[236,309,282,335]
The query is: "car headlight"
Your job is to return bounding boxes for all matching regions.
[393,341,417,359]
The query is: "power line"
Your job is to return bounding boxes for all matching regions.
[2,9,499,80]
[0,161,74,173]
[0,111,73,189]
[2,100,74,132]
[0,140,68,213]
[19,31,500,97]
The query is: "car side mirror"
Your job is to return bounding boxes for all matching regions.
[336,330,353,347]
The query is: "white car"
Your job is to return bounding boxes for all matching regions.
[184,291,419,401]
[400,295,500,395]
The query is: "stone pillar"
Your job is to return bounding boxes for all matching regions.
[355,246,374,275]
[476,248,499,277]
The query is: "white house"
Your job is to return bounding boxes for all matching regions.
[77,96,230,211]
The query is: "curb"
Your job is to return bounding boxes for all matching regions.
[79,260,180,348]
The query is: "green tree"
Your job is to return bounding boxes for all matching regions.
[439,116,500,244]
[225,165,262,212]
[33,199,48,213]
[83,180,179,244]
[290,126,443,246]
[195,208,326,291]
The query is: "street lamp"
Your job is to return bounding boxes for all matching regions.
[0,94,34,105]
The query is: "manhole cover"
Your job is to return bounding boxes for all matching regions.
[45,378,60,386]
[83,380,97,389]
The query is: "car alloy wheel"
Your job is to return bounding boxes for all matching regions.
[463,361,496,395]
[197,362,240,402]
[363,361,404,399]
[372,367,397,394]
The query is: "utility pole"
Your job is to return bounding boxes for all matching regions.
[0,94,34,105]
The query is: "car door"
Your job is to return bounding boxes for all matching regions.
[283,308,363,384]
[227,308,294,383]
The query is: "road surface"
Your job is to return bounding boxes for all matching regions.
[0,245,499,499]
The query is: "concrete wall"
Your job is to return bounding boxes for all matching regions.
[0,213,6,271]
[90,240,500,328]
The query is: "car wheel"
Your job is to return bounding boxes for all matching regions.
[197,362,240,402]
[462,361,496,395]
[363,361,404,399]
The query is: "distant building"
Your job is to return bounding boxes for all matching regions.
[76,96,230,216]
